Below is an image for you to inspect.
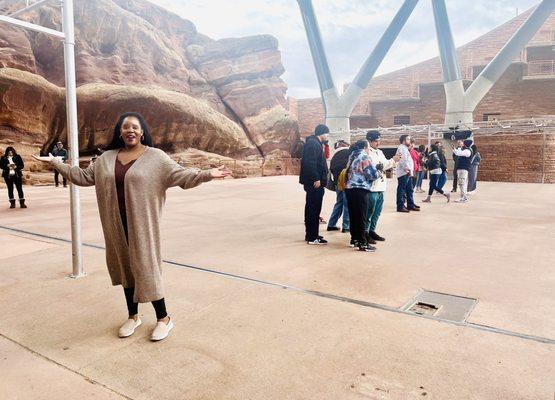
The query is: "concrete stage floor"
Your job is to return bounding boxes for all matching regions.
[0,176,553,399]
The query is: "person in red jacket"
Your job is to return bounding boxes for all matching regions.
[409,143,421,190]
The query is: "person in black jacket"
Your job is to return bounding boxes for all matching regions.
[51,141,68,187]
[299,124,330,245]
[422,144,450,203]
[1,146,27,209]
[326,140,350,233]
[436,141,448,191]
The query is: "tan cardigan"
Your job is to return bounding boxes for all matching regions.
[51,147,213,302]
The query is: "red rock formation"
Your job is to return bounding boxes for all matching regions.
[0,68,255,157]
[0,0,299,158]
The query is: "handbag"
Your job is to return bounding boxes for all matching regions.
[337,157,353,192]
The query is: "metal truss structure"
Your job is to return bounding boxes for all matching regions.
[297,0,555,145]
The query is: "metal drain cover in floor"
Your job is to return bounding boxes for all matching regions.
[402,290,477,322]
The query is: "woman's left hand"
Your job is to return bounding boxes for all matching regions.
[210,165,232,179]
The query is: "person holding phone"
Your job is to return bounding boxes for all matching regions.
[452,139,474,203]
[1,146,27,209]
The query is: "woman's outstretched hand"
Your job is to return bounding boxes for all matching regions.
[210,165,232,179]
[33,153,62,163]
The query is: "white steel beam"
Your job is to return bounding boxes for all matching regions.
[9,0,53,18]
[0,14,64,38]
[432,0,555,125]
[297,0,419,144]
[465,0,555,111]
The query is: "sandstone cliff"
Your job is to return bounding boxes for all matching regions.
[0,0,298,162]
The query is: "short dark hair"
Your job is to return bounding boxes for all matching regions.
[4,146,17,156]
[418,144,426,152]
[399,134,409,144]
[106,112,153,150]
[430,144,439,152]
[353,139,369,151]
[314,124,330,136]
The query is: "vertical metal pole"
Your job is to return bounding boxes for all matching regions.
[62,0,84,278]
[541,130,546,184]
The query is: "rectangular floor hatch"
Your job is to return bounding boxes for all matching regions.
[402,290,477,322]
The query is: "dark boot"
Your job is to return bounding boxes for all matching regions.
[19,199,27,209]
[370,231,386,242]
[9,199,16,209]
[364,231,376,244]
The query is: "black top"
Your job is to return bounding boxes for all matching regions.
[299,135,328,186]
[329,147,350,183]
[456,147,473,171]
[52,148,68,162]
[426,152,441,170]
[0,154,24,180]
[115,158,136,235]
[438,150,447,171]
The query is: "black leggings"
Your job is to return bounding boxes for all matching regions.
[124,287,167,320]
[4,176,24,200]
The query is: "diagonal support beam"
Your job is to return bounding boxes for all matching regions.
[0,14,64,38]
[432,0,466,124]
[297,0,335,96]
[432,0,555,125]
[9,0,53,18]
[297,0,419,140]
[465,0,555,110]
[432,0,461,83]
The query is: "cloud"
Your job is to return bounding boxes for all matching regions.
[150,0,542,98]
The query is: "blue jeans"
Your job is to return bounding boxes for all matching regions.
[428,173,444,195]
[416,170,424,188]
[328,189,350,230]
[397,174,415,210]
[365,191,384,233]
[437,170,447,191]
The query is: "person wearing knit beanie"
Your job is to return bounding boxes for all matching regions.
[299,124,330,245]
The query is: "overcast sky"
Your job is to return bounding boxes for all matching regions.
[151,0,539,98]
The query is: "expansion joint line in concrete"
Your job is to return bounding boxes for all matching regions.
[0,333,133,400]
[1,225,554,346]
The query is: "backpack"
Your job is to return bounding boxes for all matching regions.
[336,156,354,192]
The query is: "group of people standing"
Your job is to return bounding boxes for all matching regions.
[299,125,482,252]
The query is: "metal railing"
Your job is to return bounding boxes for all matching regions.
[328,117,555,142]
[525,60,555,77]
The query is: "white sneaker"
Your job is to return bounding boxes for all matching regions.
[454,197,468,203]
[118,317,142,338]
[151,317,174,341]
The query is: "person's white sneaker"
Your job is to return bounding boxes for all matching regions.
[118,317,142,338]
[454,197,468,203]
[150,317,174,341]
